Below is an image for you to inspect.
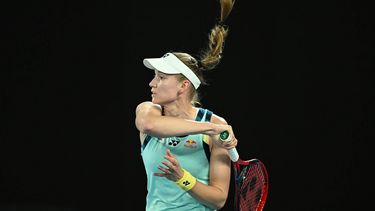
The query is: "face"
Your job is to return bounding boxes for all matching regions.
[149,70,183,105]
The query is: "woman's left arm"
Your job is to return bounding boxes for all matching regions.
[188,141,232,209]
[154,114,237,210]
[187,114,234,209]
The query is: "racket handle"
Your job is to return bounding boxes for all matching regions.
[219,131,239,162]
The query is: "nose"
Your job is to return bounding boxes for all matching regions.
[149,77,156,88]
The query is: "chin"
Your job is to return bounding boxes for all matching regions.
[151,98,159,104]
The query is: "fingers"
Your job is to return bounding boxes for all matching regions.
[154,162,173,177]
[154,160,175,176]
[154,165,169,176]
[164,149,174,161]
[161,160,177,172]
[222,137,238,149]
[154,150,183,181]
[218,130,238,150]
[164,149,178,167]
[220,125,238,149]
[218,125,235,141]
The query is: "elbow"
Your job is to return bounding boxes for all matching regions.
[208,195,227,210]
[210,202,225,210]
[136,120,151,134]
[136,116,155,134]
[135,102,163,135]
[213,199,227,210]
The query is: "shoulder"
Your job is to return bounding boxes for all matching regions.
[209,111,228,125]
[206,111,229,151]
[199,107,227,125]
[136,101,162,113]
[136,101,159,109]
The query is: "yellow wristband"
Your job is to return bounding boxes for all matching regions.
[176,169,196,191]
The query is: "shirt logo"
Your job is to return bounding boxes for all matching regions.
[184,140,197,148]
[167,139,180,147]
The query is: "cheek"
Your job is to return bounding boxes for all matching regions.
[159,79,179,90]
[159,83,179,96]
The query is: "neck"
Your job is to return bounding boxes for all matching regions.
[163,103,197,120]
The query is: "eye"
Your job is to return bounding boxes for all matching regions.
[156,73,167,80]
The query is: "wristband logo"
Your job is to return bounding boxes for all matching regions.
[183,180,190,186]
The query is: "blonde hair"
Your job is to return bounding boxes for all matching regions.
[173,0,236,106]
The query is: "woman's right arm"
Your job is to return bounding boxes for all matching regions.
[135,101,231,138]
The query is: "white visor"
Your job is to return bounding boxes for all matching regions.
[143,53,201,89]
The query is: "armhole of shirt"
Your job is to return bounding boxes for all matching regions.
[141,135,152,151]
[202,109,213,145]
[203,109,213,161]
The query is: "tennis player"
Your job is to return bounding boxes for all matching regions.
[135,0,237,210]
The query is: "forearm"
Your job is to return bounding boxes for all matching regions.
[189,146,231,209]
[135,102,221,138]
[137,114,215,138]
[188,181,228,210]
[176,146,230,209]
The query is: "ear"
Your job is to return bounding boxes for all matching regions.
[178,79,191,93]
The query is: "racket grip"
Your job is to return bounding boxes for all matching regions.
[219,131,239,162]
[227,148,239,162]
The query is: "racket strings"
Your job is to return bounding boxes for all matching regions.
[237,163,267,211]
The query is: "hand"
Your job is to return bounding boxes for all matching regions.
[220,135,238,150]
[154,149,184,182]
[212,125,238,150]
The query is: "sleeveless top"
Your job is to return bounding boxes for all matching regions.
[141,107,215,211]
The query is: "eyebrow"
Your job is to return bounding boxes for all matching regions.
[155,71,172,77]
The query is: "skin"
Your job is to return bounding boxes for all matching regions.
[135,70,238,210]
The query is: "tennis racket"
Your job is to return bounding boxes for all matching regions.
[220,131,269,211]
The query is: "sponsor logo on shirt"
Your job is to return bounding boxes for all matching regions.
[167,139,180,147]
[184,140,197,148]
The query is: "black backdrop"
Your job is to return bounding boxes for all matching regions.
[2,0,374,210]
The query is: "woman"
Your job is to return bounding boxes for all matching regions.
[135,0,237,210]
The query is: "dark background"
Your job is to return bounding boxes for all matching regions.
[1,0,374,210]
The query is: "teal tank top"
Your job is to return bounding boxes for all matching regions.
[141,108,215,211]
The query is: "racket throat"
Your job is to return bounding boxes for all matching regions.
[235,165,248,184]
